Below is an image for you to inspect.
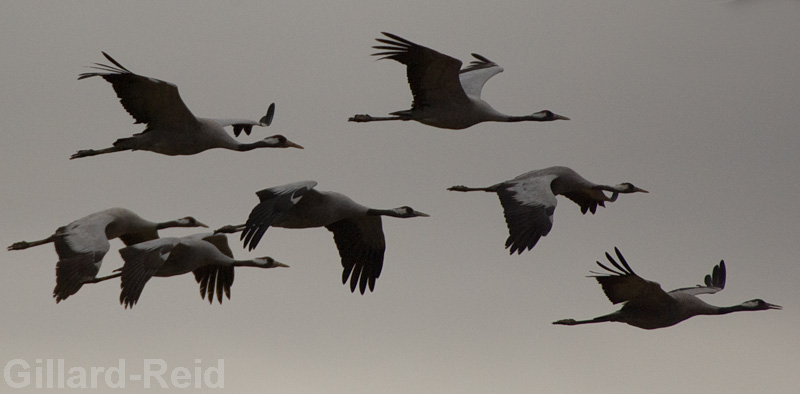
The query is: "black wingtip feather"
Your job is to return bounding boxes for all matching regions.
[379,32,414,46]
[613,247,636,275]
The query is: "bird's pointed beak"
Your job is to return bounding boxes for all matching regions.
[414,210,430,217]
[554,114,570,121]
[274,262,290,268]
[286,140,304,149]
[635,187,649,193]
[197,221,209,228]
[767,303,782,310]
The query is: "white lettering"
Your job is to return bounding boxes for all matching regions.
[57,359,64,389]
[194,359,202,388]
[34,359,42,388]
[90,366,104,388]
[4,358,225,389]
[171,366,191,388]
[46,358,54,388]
[105,359,125,389]
[143,359,168,388]
[204,359,224,388]
[67,367,86,388]
[4,359,30,388]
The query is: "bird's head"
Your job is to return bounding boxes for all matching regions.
[254,256,290,268]
[531,110,570,121]
[615,182,649,194]
[176,217,208,228]
[262,134,304,149]
[741,299,782,311]
[392,206,430,218]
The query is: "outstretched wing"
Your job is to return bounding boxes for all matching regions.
[372,32,469,110]
[51,215,114,302]
[670,260,726,296]
[118,237,179,308]
[591,247,674,310]
[326,216,385,294]
[241,180,318,250]
[79,52,199,130]
[458,53,503,100]
[495,174,558,254]
[192,264,235,304]
[191,233,235,304]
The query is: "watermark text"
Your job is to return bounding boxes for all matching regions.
[4,358,224,389]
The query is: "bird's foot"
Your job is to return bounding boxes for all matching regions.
[214,225,242,234]
[552,319,577,326]
[447,185,469,192]
[70,150,96,159]
[7,241,31,251]
[348,114,374,122]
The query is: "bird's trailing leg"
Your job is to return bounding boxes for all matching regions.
[552,312,619,326]
[214,224,246,234]
[70,146,127,160]
[348,114,404,123]
[447,185,497,192]
[84,272,122,284]
[7,236,56,251]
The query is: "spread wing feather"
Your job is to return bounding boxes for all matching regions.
[79,52,199,130]
[326,217,385,294]
[372,32,469,110]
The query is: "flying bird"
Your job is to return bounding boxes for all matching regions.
[214,181,429,294]
[553,248,781,329]
[448,166,648,254]
[348,32,569,129]
[7,208,207,302]
[72,52,303,158]
[116,232,288,308]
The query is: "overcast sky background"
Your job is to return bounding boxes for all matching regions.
[1,1,798,393]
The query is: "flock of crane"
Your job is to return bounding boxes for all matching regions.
[8,32,780,328]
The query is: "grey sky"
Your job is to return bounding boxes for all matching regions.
[1,1,798,393]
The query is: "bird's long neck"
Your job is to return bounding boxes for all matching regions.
[505,115,545,122]
[235,141,269,152]
[232,259,265,268]
[156,220,185,230]
[503,110,558,122]
[366,208,400,217]
[472,102,544,123]
[712,304,758,315]
[502,111,568,123]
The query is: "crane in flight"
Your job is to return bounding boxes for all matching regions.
[116,232,288,308]
[215,181,429,294]
[553,247,781,329]
[448,166,647,254]
[349,32,569,130]
[7,208,207,302]
[73,52,303,158]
